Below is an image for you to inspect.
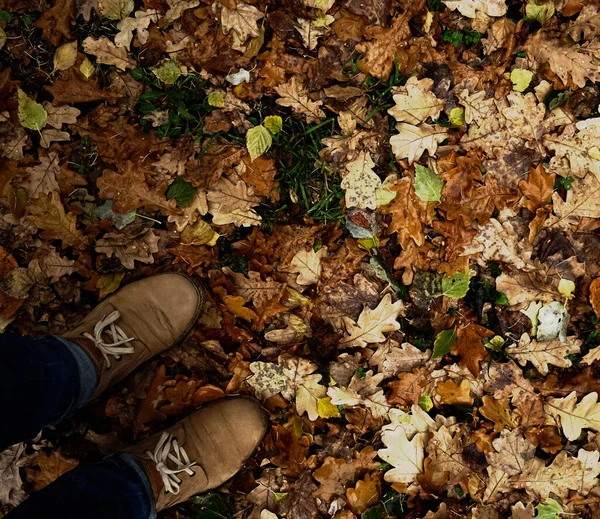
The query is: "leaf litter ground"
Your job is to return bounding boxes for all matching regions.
[2,1,600,518]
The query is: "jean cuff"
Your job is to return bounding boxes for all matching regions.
[54,336,98,412]
[114,453,158,519]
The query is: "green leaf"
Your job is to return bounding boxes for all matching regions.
[0,11,12,22]
[167,176,197,207]
[510,69,534,92]
[414,164,444,202]
[18,89,47,131]
[189,493,234,519]
[152,59,182,85]
[207,92,225,108]
[526,0,555,23]
[535,498,563,519]
[246,125,273,161]
[419,395,433,411]
[433,329,457,358]
[264,115,283,135]
[441,272,471,298]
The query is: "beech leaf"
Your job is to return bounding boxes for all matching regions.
[246,125,273,162]
[414,164,444,202]
[18,89,47,131]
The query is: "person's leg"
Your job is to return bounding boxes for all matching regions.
[0,334,98,452]
[6,453,155,519]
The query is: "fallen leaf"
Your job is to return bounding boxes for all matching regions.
[545,391,600,441]
[390,123,448,164]
[27,192,89,249]
[341,294,405,348]
[82,36,136,70]
[275,77,326,124]
[28,450,79,491]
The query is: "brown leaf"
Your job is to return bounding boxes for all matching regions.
[387,367,434,407]
[33,0,75,45]
[266,424,310,477]
[184,143,245,188]
[519,164,555,213]
[380,177,426,249]
[240,155,280,201]
[95,229,159,269]
[442,177,519,226]
[355,14,411,80]
[313,447,379,502]
[345,472,381,514]
[97,162,178,214]
[452,323,493,376]
[27,192,90,250]
[479,396,518,432]
[45,69,122,105]
[590,277,600,318]
[28,450,79,491]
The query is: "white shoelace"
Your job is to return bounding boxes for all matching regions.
[145,432,197,494]
[82,311,135,369]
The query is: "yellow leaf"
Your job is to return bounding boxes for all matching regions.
[264,115,283,135]
[510,69,534,92]
[53,42,78,71]
[207,92,225,108]
[317,397,341,418]
[558,278,575,299]
[180,220,219,246]
[79,58,95,78]
[224,295,257,322]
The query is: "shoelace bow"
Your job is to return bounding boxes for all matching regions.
[82,311,135,369]
[145,432,197,494]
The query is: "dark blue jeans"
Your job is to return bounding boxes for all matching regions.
[0,334,156,519]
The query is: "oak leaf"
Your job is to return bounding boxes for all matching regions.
[207,176,261,227]
[29,450,79,491]
[388,77,444,125]
[545,391,600,441]
[22,151,60,199]
[369,341,431,378]
[115,10,159,49]
[346,473,381,514]
[378,406,434,483]
[98,0,133,19]
[543,119,600,180]
[95,229,159,269]
[426,425,471,487]
[340,151,382,210]
[221,0,264,43]
[82,36,135,70]
[480,396,518,432]
[452,323,493,376]
[0,443,26,507]
[97,162,177,214]
[33,0,75,46]
[313,447,379,502]
[285,247,327,286]
[341,294,405,348]
[328,370,388,418]
[356,14,411,80]
[239,156,279,201]
[27,192,89,250]
[486,429,535,476]
[519,165,555,212]
[510,449,600,498]
[525,32,600,88]
[223,267,283,309]
[390,123,448,164]
[505,333,582,375]
[552,173,600,218]
[45,69,122,105]
[442,0,507,18]
[275,77,325,124]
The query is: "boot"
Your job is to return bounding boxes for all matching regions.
[63,273,204,399]
[127,397,268,511]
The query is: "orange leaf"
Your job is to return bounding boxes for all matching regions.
[452,323,494,376]
[519,164,556,212]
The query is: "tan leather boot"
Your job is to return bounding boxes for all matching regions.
[63,273,204,400]
[126,397,267,511]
